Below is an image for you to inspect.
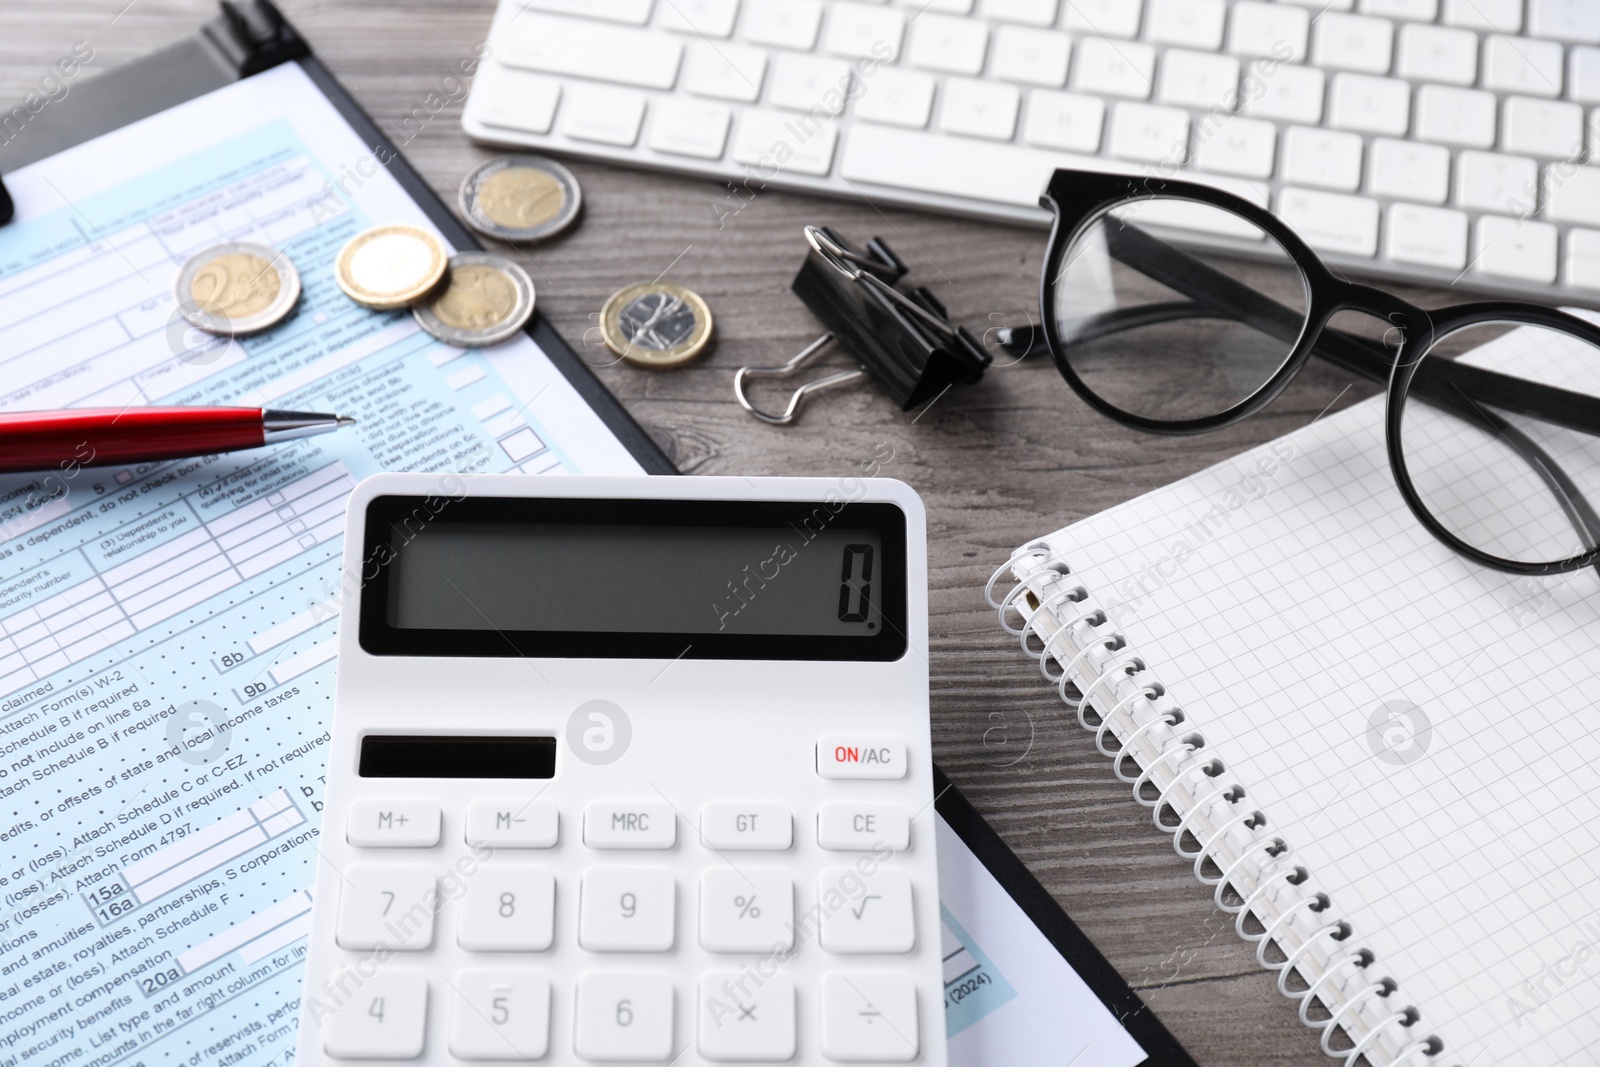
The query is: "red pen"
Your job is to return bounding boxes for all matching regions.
[0,407,355,474]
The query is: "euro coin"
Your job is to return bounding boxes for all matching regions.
[600,282,713,368]
[413,252,536,348]
[459,155,582,244]
[175,241,299,335]
[335,224,448,310]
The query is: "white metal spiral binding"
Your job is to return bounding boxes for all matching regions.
[994,553,1441,1067]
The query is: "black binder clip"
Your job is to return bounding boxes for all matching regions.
[734,226,990,425]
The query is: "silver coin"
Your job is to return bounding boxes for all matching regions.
[174,242,300,336]
[413,252,536,348]
[458,154,582,244]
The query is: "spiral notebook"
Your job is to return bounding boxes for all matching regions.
[992,322,1600,1067]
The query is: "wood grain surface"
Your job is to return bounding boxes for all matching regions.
[1,5,1463,1064]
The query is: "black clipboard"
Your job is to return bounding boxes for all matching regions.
[0,7,1197,1061]
[0,0,673,475]
[935,768,1200,1067]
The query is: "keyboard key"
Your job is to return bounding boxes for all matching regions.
[818,802,911,850]
[1414,85,1496,147]
[769,53,853,109]
[685,40,768,102]
[1528,0,1600,44]
[905,14,989,75]
[561,84,648,145]
[1062,0,1142,38]
[939,78,1021,140]
[1476,216,1558,282]
[649,97,732,158]
[980,0,1058,25]
[1456,150,1537,211]
[1443,0,1520,32]
[323,970,428,1059]
[1145,0,1226,49]
[1387,203,1469,269]
[817,735,907,779]
[1312,12,1394,74]
[1544,166,1600,226]
[842,123,1099,204]
[449,971,551,1060]
[1072,36,1156,99]
[1484,36,1563,97]
[521,0,653,23]
[1568,229,1600,290]
[1502,96,1585,159]
[700,868,795,951]
[699,973,797,1061]
[1192,116,1276,179]
[1360,0,1435,17]
[733,110,839,174]
[990,25,1070,87]
[347,798,440,848]
[574,973,674,1062]
[1107,101,1188,164]
[741,0,822,49]
[1367,138,1449,203]
[458,866,556,951]
[824,2,906,60]
[818,867,915,953]
[1022,90,1106,152]
[585,800,676,848]
[1157,49,1239,109]
[819,973,919,1062]
[1277,187,1380,256]
[700,802,794,850]
[1281,126,1364,191]
[1241,60,1325,124]
[1395,24,1476,85]
[1227,1,1309,62]
[465,798,559,848]
[472,67,561,134]
[502,14,683,89]
[1575,48,1600,103]
[336,865,435,951]
[659,0,740,36]
[1327,72,1409,135]
[580,867,676,951]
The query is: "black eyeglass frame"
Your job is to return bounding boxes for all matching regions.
[1036,169,1600,578]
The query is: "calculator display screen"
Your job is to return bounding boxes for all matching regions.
[359,497,908,660]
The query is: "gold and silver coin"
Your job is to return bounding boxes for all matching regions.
[335,224,448,310]
[413,252,536,348]
[174,242,300,335]
[600,282,713,368]
[459,155,582,244]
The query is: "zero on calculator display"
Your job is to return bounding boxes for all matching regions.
[358,496,908,660]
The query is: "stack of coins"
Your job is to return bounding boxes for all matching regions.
[333,223,536,349]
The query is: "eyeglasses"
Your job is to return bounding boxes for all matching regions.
[1000,169,1600,578]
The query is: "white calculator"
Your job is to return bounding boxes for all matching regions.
[296,473,945,1067]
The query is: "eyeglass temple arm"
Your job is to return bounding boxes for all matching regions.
[1013,220,1600,437]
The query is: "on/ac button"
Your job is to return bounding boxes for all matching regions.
[816,735,906,779]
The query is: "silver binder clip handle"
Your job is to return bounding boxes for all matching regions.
[733,333,865,425]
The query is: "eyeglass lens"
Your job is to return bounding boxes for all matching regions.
[1400,322,1600,567]
[1049,196,1311,424]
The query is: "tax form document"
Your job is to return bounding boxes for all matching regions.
[0,63,641,1067]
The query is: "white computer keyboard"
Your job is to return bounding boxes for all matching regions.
[461,0,1600,308]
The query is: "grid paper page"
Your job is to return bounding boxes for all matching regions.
[1040,326,1600,1067]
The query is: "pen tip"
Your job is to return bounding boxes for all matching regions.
[337,416,357,428]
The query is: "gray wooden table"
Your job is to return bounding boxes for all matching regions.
[2,5,1459,1063]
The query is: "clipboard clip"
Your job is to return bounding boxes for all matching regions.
[734,226,990,425]
[206,0,309,77]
